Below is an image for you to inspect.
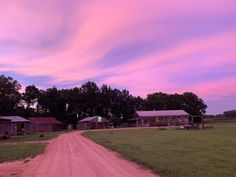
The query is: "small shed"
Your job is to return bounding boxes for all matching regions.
[0,117,11,137]
[77,116,109,130]
[134,110,191,127]
[0,116,31,135]
[29,117,63,132]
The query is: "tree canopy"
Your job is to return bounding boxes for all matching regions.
[0,75,22,115]
[146,92,207,115]
[23,85,40,108]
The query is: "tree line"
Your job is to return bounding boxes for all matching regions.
[0,75,207,128]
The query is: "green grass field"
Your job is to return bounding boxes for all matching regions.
[83,123,236,177]
[0,143,46,163]
[0,132,60,163]
[0,132,60,144]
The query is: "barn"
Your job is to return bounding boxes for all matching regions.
[77,116,109,130]
[29,117,63,132]
[0,116,31,135]
[131,110,192,127]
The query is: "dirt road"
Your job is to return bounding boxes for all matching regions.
[1,131,159,177]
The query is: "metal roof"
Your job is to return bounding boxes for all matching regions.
[29,117,62,124]
[79,116,97,122]
[136,110,189,117]
[1,116,30,122]
[79,116,108,123]
[0,117,11,121]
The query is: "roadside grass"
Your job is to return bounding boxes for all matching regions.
[0,143,46,163]
[0,132,61,163]
[83,123,236,177]
[0,132,60,144]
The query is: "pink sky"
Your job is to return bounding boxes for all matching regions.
[0,0,236,114]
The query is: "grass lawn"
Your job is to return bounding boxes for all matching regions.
[0,132,60,144]
[0,132,61,163]
[0,143,46,163]
[83,123,236,177]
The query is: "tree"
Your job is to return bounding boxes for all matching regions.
[146,92,170,110]
[0,75,22,115]
[98,84,113,117]
[37,87,67,121]
[23,85,40,108]
[132,96,146,111]
[146,92,207,115]
[182,92,207,115]
[80,81,100,116]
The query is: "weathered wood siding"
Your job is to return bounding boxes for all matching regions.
[30,123,62,132]
[0,120,12,136]
[139,116,190,127]
[9,122,31,135]
[77,121,109,130]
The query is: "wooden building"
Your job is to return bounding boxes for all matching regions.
[29,117,63,132]
[0,116,31,135]
[77,116,109,130]
[0,117,11,137]
[131,110,191,127]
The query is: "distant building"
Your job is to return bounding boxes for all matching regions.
[130,110,192,127]
[77,116,109,130]
[29,117,63,132]
[0,116,31,135]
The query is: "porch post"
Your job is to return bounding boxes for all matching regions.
[201,116,205,129]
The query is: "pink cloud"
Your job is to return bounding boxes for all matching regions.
[190,76,236,99]
[0,2,66,44]
[102,29,236,98]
